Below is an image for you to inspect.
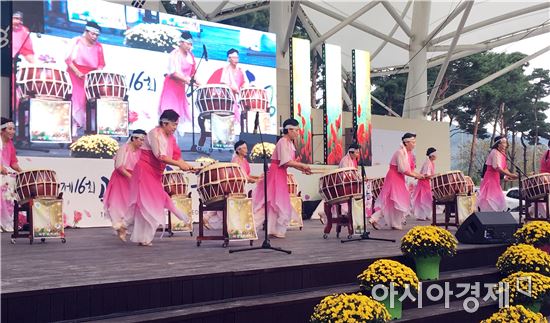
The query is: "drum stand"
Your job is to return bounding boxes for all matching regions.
[230,112,291,254]
[11,194,66,245]
[322,198,354,239]
[164,192,194,237]
[342,158,395,244]
[14,99,51,152]
[432,197,460,229]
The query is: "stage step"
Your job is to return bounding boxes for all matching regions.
[79,266,501,323]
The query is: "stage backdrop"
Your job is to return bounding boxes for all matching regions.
[289,37,312,164]
[322,43,343,165]
[12,0,277,160]
[352,49,373,165]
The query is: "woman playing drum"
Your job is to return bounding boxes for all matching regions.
[369,133,425,230]
[252,118,312,238]
[103,129,146,240]
[124,110,193,246]
[65,21,105,136]
[477,136,518,212]
[1,118,22,232]
[158,31,196,130]
[412,147,437,221]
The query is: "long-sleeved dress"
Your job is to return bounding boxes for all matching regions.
[412,158,435,220]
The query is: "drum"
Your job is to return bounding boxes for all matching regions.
[197,163,247,205]
[162,171,189,196]
[431,171,467,202]
[370,177,385,201]
[287,173,298,196]
[522,173,550,200]
[195,85,234,115]
[462,176,475,195]
[319,167,362,204]
[15,169,59,202]
[239,87,269,112]
[85,71,127,100]
[16,65,72,100]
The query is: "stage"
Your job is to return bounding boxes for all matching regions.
[1,218,510,322]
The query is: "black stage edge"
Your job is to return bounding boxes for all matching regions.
[1,221,509,323]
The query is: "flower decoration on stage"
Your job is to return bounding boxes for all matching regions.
[400,226,458,258]
[326,114,343,165]
[496,244,550,276]
[310,293,390,323]
[124,24,181,53]
[481,305,547,323]
[358,259,419,295]
[70,135,119,159]
[495,271,550,306]
[250,142,276,161]
[513,221,550,248]
[195,157,217,167]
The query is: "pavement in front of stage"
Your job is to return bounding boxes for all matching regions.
[0,218,498,295]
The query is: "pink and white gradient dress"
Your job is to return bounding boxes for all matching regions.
[158,49,196,123]
[126,127,188,244]
[1,140,18,231]
[370,146,415,229]
[412,158,435,220]
[65,37,105,132]
[12,25,34,109]
[252,137,297,237]
[231,154,251,176]
[477,149,507,212]
[220,66,245,122]
[103,144,141,230]
[540,150,550,173]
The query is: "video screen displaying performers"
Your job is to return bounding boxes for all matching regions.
[290,37,312,164]
[323,44,343,165]
[352,49,372,165]
[11,0,277,160]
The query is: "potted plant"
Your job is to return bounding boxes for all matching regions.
[310,293,390,323]
[496,244,550,276]
[357,259,419,319]
[480,305,547,323]
[514,221,550,254]
[70,135,119,159]
[495,271,550,313]
[400,226,457,280]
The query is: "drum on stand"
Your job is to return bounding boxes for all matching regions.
[197,163,247,205]
[15,169,59,202]
[16,65,72,100]
[431,171,467,202]
[522,173,550,200]
[370,177,385,201]
[85,71,127,100]
[195,85,234,116]
[162,171,189,196]
[239,87,269,112]
[319,167,362,205]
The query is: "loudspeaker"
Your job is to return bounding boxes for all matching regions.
[455,212,519,244]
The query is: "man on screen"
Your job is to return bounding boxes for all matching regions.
[65,21,105,137]
[220,48,246,123]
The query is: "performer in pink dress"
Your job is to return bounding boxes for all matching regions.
[220,49,246,122]
[1,118,23,232]
[123,110,194,246]
[369,133,425,230]
[12,11,35,112]
[412,147,437,221]
[158,31,196,128]
[477,136,518,212]
[65,21,105,136]
[540,145,550,173]
[339,143,360,168]
[252,118,312,238]
[103,130,146,238]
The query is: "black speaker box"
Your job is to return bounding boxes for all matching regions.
[455,212,519,244]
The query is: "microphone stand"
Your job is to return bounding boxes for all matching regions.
[230,112,291,254]
[184,46,207,153]
[342,145,395,244]
[504,151,528,221]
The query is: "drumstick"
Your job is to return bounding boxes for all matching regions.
[309,168,328,174]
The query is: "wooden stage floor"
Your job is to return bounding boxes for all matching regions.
[1,218,495,295]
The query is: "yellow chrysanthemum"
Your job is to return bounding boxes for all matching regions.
[358,259,419,294]
[514,221,550,247]
[310,293,390,323]
[496,244,550,276]
[400,226,457,258]
[481,305,547,323]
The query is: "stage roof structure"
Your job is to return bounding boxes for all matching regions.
[130,0,550,118]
